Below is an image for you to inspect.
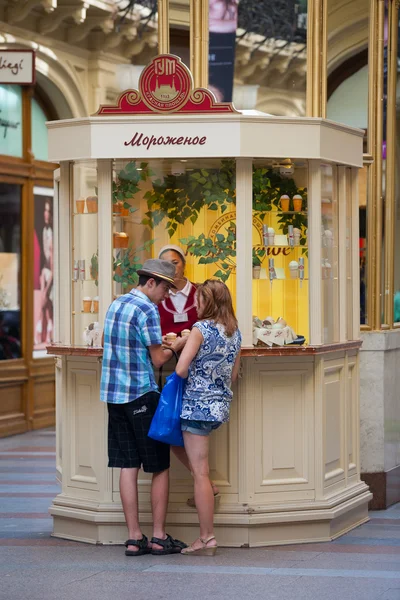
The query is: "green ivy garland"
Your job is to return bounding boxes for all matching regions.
[113,160,307,284]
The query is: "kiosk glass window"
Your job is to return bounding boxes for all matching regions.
[251,160,309,346]
[0,183,22,360]
[346,169,353,339]
[112,158,237,321]
[321,163,339,343]
[71,161,98,345]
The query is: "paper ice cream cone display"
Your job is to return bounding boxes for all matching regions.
[83,297,92,313]
[293,194,303,211]
[113,232,129,248]
[76,198,85,214]
[86,196,98,213]
[280,195,290,211]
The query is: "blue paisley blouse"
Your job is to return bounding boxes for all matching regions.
[181,320,242,423]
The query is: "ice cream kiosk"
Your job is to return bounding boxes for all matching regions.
[47,54,371,546]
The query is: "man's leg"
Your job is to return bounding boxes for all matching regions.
[150,468,169,550]
[120,467,149,552]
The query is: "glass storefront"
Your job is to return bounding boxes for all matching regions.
[31,98,49,162]
[0,72,57,435]
[0,183,22,360]
[0,85,23,158]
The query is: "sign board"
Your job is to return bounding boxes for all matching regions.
[96,54,237,116]
[0,49,35,85]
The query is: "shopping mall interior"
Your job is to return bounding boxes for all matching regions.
[0,0,399,520]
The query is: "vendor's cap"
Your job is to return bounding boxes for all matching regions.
[137,259,176,287]
[158,244,186,261]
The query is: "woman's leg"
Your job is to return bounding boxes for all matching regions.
[183,431,216,547]
[171,445,220,496]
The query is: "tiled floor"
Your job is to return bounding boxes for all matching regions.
[1,428,400,600]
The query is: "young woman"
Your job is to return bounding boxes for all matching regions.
[157,245,198,337]
[176,280,241,555]
[159,246,221,503]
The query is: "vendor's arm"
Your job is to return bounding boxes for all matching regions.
[175,327,203,378]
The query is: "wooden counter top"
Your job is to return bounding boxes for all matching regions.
[240,340,362,356]
[48,340,362,358]
[47,344,103,357]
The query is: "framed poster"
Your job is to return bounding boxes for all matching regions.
[33,186,54,358]
[208,0,238,102]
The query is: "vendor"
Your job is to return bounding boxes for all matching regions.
[157,245,198,336]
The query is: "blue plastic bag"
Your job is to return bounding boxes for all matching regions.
[148,372,185,447]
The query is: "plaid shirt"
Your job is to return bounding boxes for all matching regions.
[100,289,162,404]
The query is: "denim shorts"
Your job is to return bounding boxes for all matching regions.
[181,418,222,436]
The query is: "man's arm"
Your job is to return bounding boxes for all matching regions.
[149,336,187,369]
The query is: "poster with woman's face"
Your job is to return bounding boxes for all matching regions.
[208,0,238,103]
[33,187,54,356]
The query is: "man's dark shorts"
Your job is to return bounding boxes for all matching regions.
[107,391,170,473]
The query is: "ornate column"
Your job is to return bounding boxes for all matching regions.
[307,0,327,117]
[158,0,170,54]
[383,0,399,326]
[190,0,209,88]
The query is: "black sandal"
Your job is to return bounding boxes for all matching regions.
[150,533,188,555]
[125,534,151,556]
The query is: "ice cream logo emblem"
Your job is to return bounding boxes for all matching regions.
[139,55,192,113]
[208,212,265,275]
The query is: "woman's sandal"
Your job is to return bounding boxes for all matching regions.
[150,533,188,555]
[181,536,217,556]
[124,534,152,557]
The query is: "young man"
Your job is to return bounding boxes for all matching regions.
[100,259,188,556]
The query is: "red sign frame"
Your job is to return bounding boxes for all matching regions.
[96,55,237,116]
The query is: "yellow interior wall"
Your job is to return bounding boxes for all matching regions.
[251,211,309,338]
[120,164,309,341]
[151,206,308,340]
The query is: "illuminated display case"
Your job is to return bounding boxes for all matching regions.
[59,153,357,350]
[47,55,370,548]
